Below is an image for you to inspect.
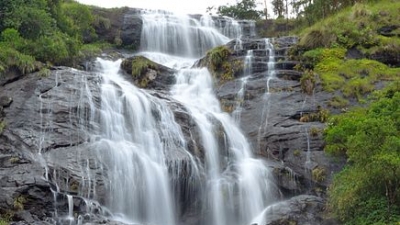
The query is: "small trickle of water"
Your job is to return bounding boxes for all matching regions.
[67,195,74,223]
[232,49,253,123]
[257,38,276,151]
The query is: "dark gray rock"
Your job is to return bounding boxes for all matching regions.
[252,195,337,225]
[217,36,345,198]
[377,25,399,37]
[120,9,143,48]
[0,96,13,107]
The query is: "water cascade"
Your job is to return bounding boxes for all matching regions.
[257,38,276,151]
[140,11,242,57]
[47,10,277,225]
[232,50,253,123]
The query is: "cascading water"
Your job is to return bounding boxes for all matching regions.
[51,10,277,225]
[232,50,253,123]
[257,38,276,151]
[172,68,276,225]
[140,11,241,57]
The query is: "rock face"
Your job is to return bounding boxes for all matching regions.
[253,195,325,225]
[120,8,143,49]
[0,62,205,224]
[215,37,344,223]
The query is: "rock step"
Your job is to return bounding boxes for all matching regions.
[233,47,291,57]
[251,61,299,73]
[275,70,303,81]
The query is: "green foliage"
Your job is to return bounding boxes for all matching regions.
[0,219,8,225]
[78,43,107,61]
[300,69,316,95]
[0,45,39,76]
[312,167,326,182]
[28,33,71,63]
[0,0,104,71]
[326,90,400,224]
[299,107,329,123]
[328,96,349,109]
[303,46,400,97]
[13,196,26,211]
[203,46,242,83]
[297,0,400,51]
[61,1,95,39]
[129,56,158,78]
[0,121,5,134]
[309,126,320,137]
[216,0,261,20]
[271,0,285,18]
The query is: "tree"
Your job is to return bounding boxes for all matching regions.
[272,0,285,18]
[216,0,262,20]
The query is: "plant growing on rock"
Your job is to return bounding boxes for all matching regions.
[202,46,243,84]
[300,69,316,95]
[312,167,326,182]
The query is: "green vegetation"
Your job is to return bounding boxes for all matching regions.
[309,126,320,137]
[0,121,5,134]
[291,0,400,100]
[327,96,349,109]
[129,56,158,78]
[293,149,301,157]
[312,167,326,182]
[203,46,243,83]
[0,0,112,77]
[0,219,8,225]
[120,56,159,88]
[298,1,400,50]
[212,0,261,20]
[13,196,26,211]
[325,84,400,224]
[299,107,329,123]
[299,69,317,95]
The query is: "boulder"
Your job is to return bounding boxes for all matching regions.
[120,56,176,90]
[252,195,339,225]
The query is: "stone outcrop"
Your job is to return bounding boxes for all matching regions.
[0,62,207,224]
[253,195,335,225]
[213,37,345,223]
[120,56,177,89]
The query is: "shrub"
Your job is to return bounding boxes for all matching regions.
[300,69,316,95]
[326,91,400,224]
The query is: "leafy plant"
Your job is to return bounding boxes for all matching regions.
[325,90,400,224]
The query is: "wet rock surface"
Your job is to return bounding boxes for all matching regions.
[217,36,344,224]
[0,63,205,225]
[254,195,336,225]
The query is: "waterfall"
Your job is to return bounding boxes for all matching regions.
[140,11,242,57]
[171,66,277,225]
[48,10,278,225]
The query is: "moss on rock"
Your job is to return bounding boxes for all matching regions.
[120,56,158,88]
[200,45,243,84]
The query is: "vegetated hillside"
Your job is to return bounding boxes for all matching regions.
[289,0,400,224]
[0,0,118,79]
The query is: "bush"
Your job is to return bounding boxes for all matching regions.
[326,91,400,224]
